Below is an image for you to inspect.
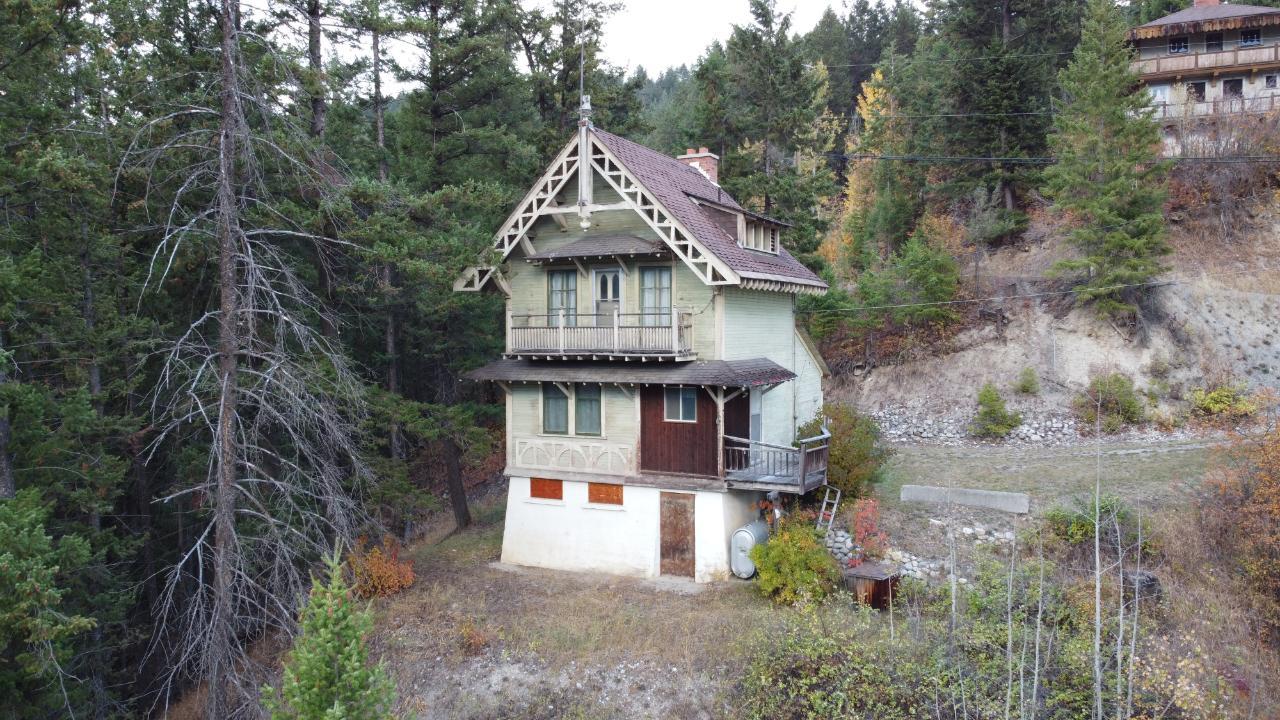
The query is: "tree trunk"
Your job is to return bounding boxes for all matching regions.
[208,0,244,713]
[385,267,403,463]
[0,327,12,500]
[444,436,470,530]
[307,0,325,139]
[372,20,387,182]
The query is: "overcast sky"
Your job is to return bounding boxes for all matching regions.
[596,1,836,75]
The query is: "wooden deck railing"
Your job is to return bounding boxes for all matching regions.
[1147,95,1280,120]
[1133,44,1280,80]
[723,428,831,494]
[507,308,694,358]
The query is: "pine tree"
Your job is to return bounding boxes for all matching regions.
[263,552,395,720]
[1044,0,1168,318]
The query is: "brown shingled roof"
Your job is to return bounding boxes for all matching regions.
[467,357,797,387]
[1130,3,1280,39]
[591,129,827,290]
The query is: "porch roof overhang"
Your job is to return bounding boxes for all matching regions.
[466,358,796,387]
[524,234,668,262]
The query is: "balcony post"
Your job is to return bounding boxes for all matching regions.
[505,308,513,353]
[613,308,620,352]
[670,306,678,353]
[558,309,565,353]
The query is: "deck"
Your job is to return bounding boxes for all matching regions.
[506,309,695,360]
[722,429,830,495]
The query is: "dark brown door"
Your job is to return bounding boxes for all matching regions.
[639,387,718,476]
[660,492,695,577]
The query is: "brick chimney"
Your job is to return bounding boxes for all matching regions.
[1193,0,1220,7]
[677,147,719,185]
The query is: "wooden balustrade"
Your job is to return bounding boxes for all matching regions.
[723,427,831,494]
[506,307,695,358]
[1133,44,1280,80]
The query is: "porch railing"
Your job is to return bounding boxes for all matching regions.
[507,308,694,357]
[1148,95,1280,120]
[1133,44,1280,80]
[723,427,831,493]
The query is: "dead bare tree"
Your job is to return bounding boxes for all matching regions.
[120,0,369,715]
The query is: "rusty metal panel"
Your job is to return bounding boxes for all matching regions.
[530,477,563,500]
[587,482,623,505]
[660,492,695,577]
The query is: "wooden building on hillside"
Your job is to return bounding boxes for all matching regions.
[455,99,830,583]
[1130,0,1280,122]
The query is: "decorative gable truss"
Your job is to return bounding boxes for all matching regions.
[454,130,740,292]
[586,135,737,286]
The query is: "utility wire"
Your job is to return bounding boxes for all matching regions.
[808,50,1078,69]
[831,152,1280,164]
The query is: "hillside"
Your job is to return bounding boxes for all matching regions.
[825,210,1280,441]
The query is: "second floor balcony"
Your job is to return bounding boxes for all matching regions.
[1149,94,1280,120]
[1133,43,1280,80]
[506,308,696,360]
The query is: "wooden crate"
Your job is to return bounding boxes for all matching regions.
[842,562,901,610]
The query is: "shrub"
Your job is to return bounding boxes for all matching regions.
[1190,384,1257,419]
[800,405,891,498]
[750,518,841,605]
[262,551,395,720]
[1202,427,1280,638]
[1014,367,1040,395]
[850,498,888,562]
[1075,372,1143,432]
[1043,495,1143,551]
[347,536,415,599]
[971,382,1021,438]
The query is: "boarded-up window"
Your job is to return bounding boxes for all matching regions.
[587,482,623,505]
[530,478,563,500]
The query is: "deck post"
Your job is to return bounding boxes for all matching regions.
[613,308,620,352]
[505,308,513,354]
[557,309,565,353]
[670,306,678,354]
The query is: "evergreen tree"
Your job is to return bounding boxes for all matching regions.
[1044,0,1169,317]
[262,551,395,720]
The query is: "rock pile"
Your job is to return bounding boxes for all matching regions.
[869,407,1081,446]
[824,529,858,566]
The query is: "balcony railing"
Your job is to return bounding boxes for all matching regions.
[723,428,831,494]
[1133,44,1280,80]
[1148,95,1280,120]
[507,308,695,359]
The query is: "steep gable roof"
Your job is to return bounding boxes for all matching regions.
[591,129,826,290]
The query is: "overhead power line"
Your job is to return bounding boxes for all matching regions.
[831,152,1280,165]
[808,50,1077,70]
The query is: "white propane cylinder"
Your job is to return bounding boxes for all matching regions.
[730,520,771,579]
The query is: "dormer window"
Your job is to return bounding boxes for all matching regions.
[742,221,780,254]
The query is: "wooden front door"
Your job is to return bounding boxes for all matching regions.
[660,492,695,577]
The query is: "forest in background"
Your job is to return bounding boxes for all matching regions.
[3,0,1279,716]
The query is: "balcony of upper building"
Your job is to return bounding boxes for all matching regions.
[504,234,700,361]
[1132,28,1280,81]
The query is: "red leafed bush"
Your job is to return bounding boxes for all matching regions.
[851,498,889,562]
[347,536,415,599]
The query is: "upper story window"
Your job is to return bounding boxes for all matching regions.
[1205,33,1223,52]
[639,266,672,326]
[1241,30,1262,47]
[742,222,780,254]
[1168,36,1189,54]
[547,269,577,326]
[664,387,698,423]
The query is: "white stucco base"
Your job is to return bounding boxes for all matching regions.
[502,477,761,583]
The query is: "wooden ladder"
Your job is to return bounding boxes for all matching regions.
[816,485,842,537]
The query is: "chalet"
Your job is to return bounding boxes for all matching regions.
[1129,0,1280,122]
[455,99,830,583]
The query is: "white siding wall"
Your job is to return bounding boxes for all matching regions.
[722,288,825,445]
[507,384,639,476]
[502,478,760,582]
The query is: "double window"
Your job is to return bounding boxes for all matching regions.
[542,383,602,436]
[1168,36,1189,54]
[664,387,698,423]
[639,266,672,326]
[548,269,577,326]
[1241,29,1262,48]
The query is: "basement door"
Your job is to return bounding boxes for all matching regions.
[660,492,695,577]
